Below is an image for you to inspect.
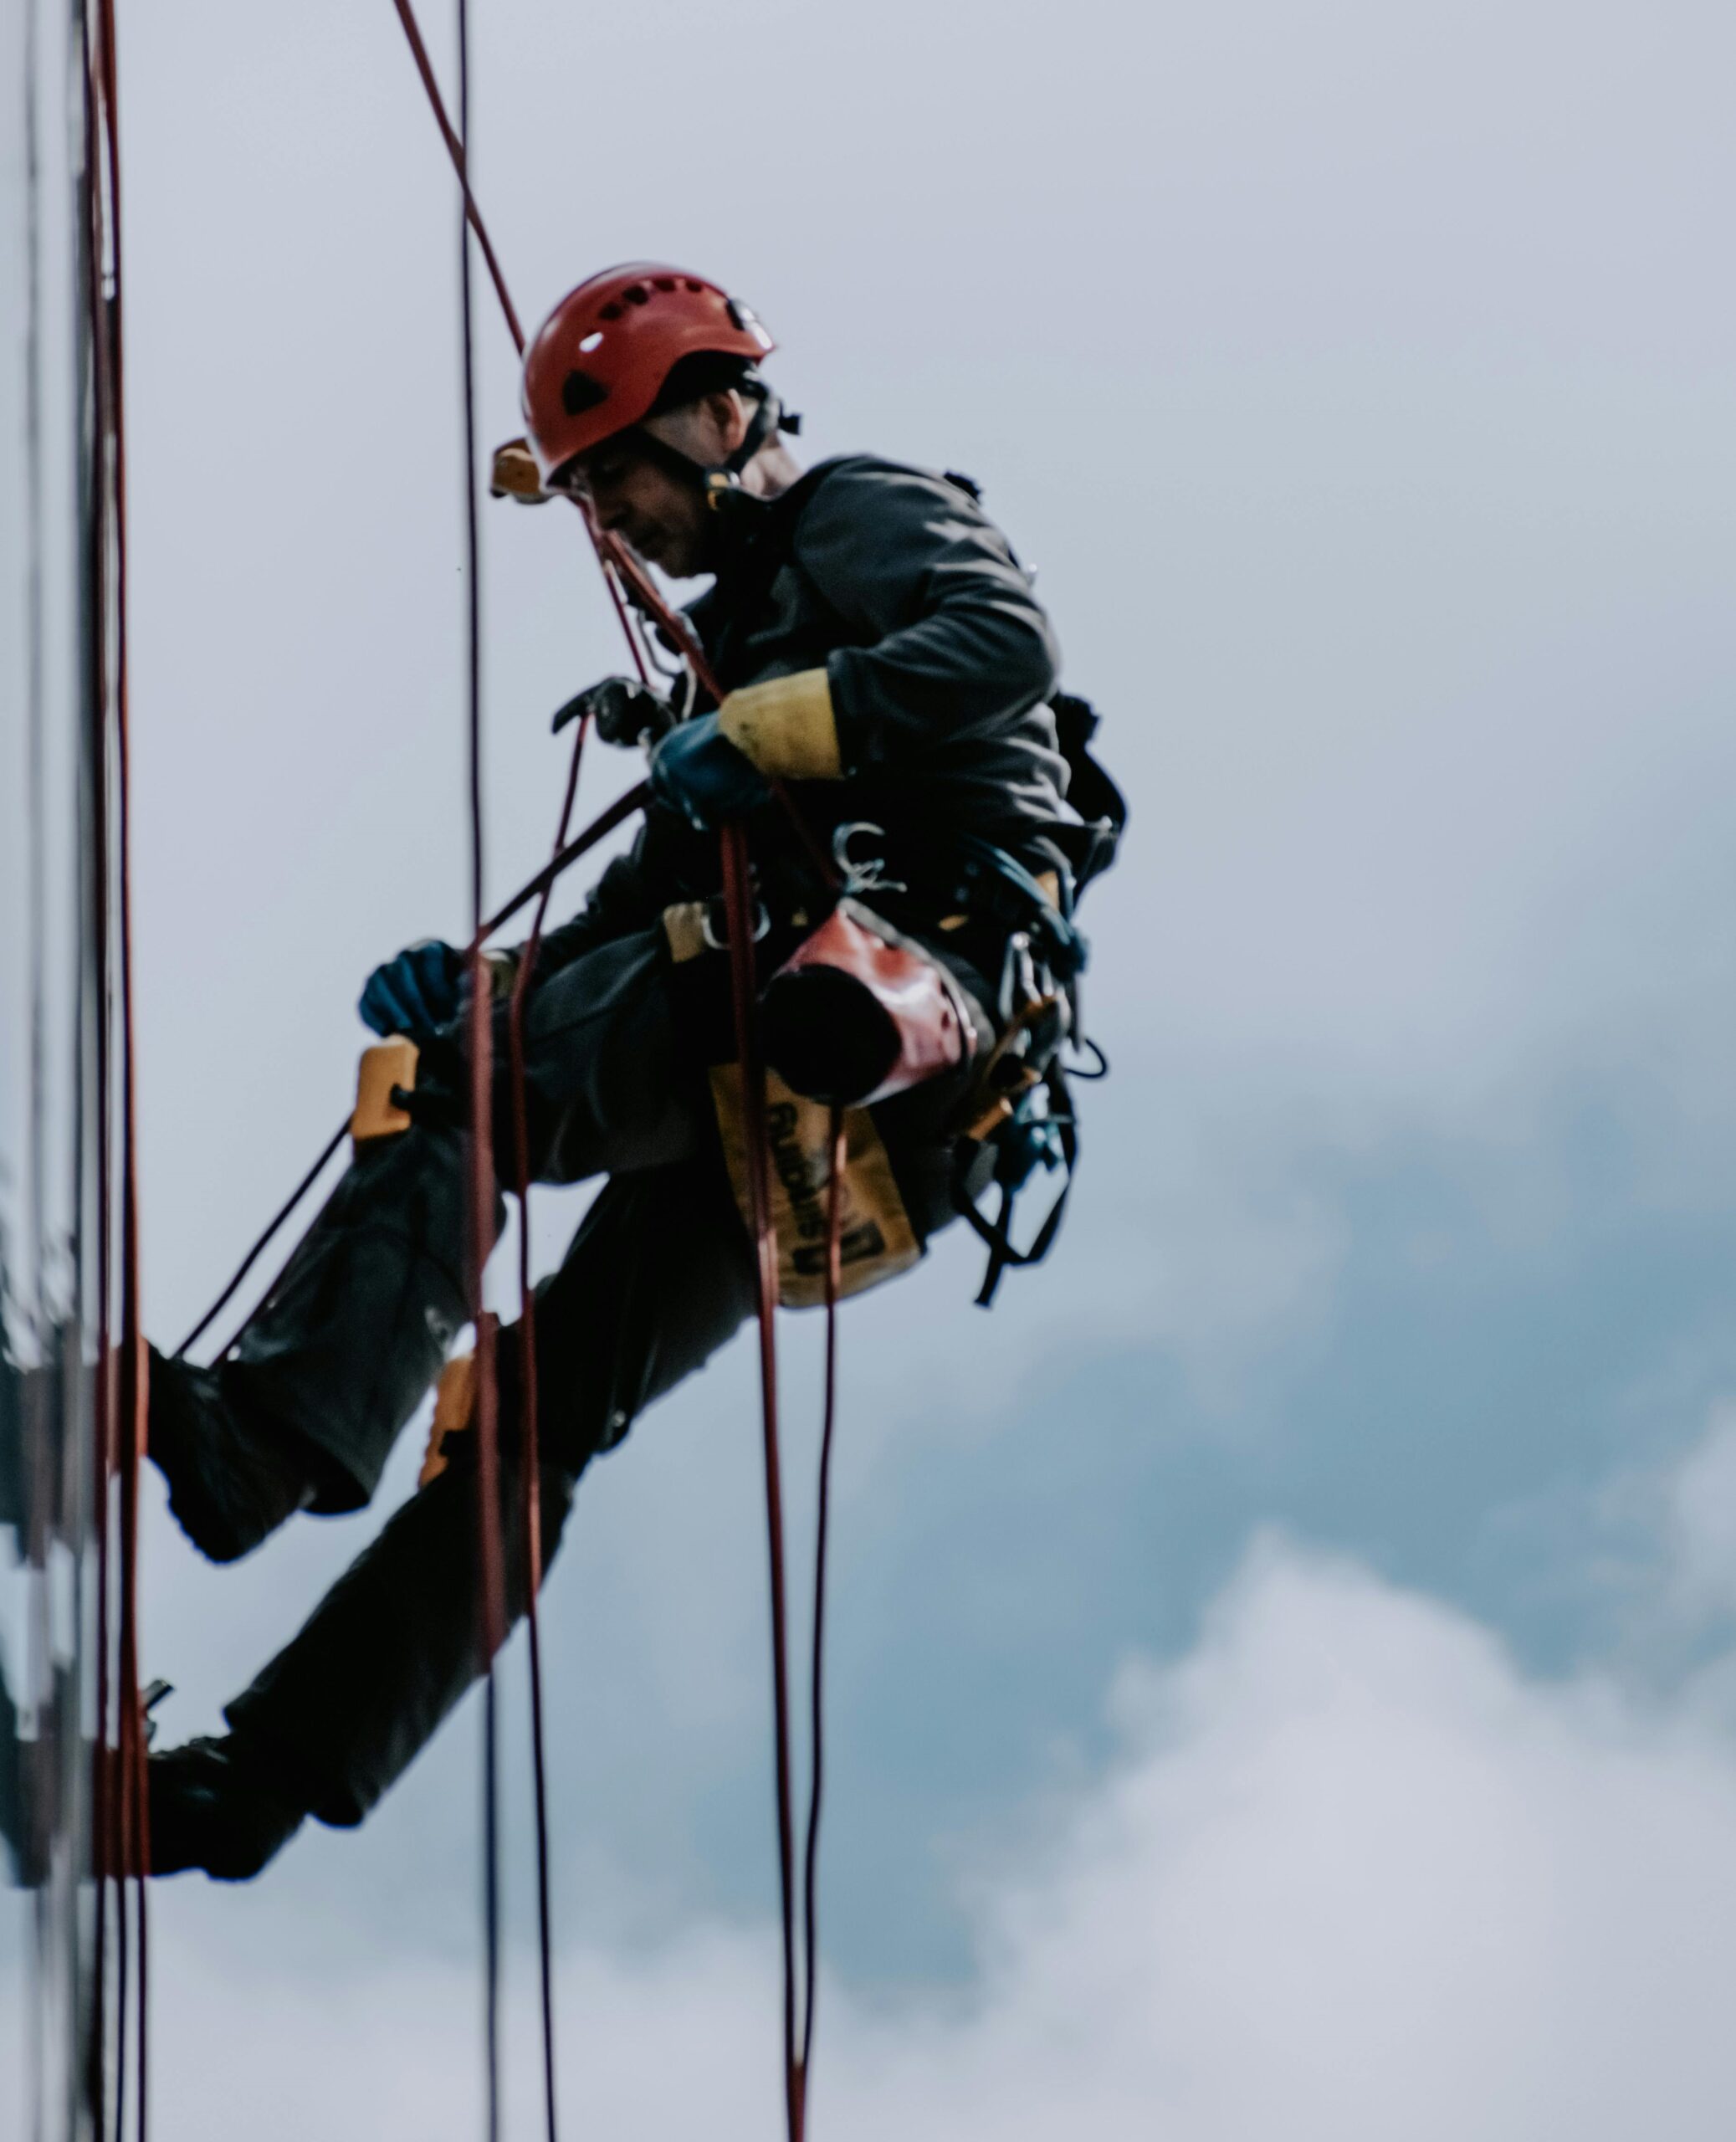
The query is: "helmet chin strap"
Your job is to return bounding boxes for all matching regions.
[632,386,796,515]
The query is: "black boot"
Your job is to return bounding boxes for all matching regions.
[148,1731,308,1880]
[146,1347,320,1564]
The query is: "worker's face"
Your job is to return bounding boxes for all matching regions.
[571,443,707,575]
[565,390,750,579]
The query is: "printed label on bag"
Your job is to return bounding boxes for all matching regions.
[709,1064,922,1308]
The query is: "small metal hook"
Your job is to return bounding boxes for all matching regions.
[701,895,771,951]
[998,930,1041,1027]
[830,821,908,899]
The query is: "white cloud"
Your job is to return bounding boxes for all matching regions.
[1663,1403,1736,1622]
[147,1539,1736,2140]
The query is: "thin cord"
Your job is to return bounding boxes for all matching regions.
[388,0,523,351]
[382,30,832,2132]
[507,715,587,2142]
[720,825,805,2142]
[24,0,50,2041]
[69,2,112,2121]
[170,782,649,1366]
[24,0,47,1335]
[382,0,743,715]
[78,22,115,2116]
[453,6,506,2136]
[80,0,147,2129]
[92,0,151,2122]
[172,1123,348,1359]
[801,1109,847,2076]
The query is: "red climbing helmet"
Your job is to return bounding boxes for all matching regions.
[520,264,776,484]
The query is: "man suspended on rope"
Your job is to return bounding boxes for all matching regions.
[145,264,1124,1878]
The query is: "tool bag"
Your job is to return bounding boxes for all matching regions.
[760,896,976,1107]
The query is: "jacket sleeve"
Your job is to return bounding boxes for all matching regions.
[791,460,1063,773]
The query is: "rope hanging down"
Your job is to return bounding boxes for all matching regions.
[448,8,517,2136]
[172,781,652,1366]
[385,8,839,2134]
[28,3,846,2136]
[159,15,845,2133]
[81,0,151,2134]
[504,710,590,2142]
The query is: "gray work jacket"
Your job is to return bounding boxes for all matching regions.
[540,454,1082,975]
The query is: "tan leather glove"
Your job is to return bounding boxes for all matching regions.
[717,667,842,780]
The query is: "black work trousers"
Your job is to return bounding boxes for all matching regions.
[220,928,761,1826]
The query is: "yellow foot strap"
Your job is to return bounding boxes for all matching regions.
[351,1036,418,1144]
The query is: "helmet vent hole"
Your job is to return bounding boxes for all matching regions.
[599,301,623,321]
[684,279,704,291]
[579,331,604,352]
[623,283,649,305]
[653,275,676,291]
[561,370,608,416]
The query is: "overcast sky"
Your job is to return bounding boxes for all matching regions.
[8,0,1736,2131]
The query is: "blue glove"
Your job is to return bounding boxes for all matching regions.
[648,713,771,831]
[359,939,463,1041]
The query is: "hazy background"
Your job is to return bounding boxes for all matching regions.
[22,0,1736,2130]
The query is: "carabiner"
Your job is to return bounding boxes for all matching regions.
[701,894,771,951]
[830,821,908,900]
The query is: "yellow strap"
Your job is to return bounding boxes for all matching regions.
[419,1352,476,1487]
[351,1036,419,1143]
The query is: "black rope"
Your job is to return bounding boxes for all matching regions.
[172,1121,348,1360]
[451,6,506,2136]
[506,723,586,2142]
[801,1111,848,2077]
[170,782,650,1365]
[83,0,151,2127]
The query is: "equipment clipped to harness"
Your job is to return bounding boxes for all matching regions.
[951,1053,1078,1308]
[935,692,1123,1304]
[938,838,1098,1307]
[762,896,976,1106]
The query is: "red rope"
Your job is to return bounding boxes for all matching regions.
[383,20,828,2138]
[84,0,150,2130]
[389,0,524,354]
[720,824,805,2142]
[386,0,701,695]
[801,1110,847,2075]
[507,714,590,2142]
[82,17,115,2088]
[449,6,509,2135]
